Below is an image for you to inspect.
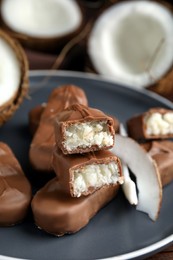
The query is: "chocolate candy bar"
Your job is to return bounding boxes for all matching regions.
[31,178,119,236]
[0,142,32,226]
[28,103,47,135]
[142,140,173,186]
[29,85,88,172]
[52,147,123,197]
[54,104,115,154]
[29,106,119,137]
[127,108,173,140]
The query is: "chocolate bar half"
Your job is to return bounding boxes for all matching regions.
[127,108,173,140]
[29,85,88,172]
[0,142,32,226]
[31,178,119,236]
[142,140,173,187]
[54,104,115,154]
[52,147,123,197]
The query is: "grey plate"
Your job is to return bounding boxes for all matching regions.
[0,71,173,260]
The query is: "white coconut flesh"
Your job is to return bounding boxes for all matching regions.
[112,135,162,221]
[119,124,138,206]
[1,0,82,38]
[0,37,21,108]
[88,1,173,88]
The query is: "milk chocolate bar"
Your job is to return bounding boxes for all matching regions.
[142,140,173,186]
[29,85,88,172]
[31,178,119,236]
[52,147,123,197]
[0,142,32,226]
[127,108,173,140]
[54,104,115,154]
[29,106,119,137]
[28,103,47,135]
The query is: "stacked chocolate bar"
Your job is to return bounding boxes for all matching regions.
[29,84,88,172]
[32,87,123,236]
[127,108,173,187]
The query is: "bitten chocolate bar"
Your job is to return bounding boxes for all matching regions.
[0,142,32,226]
[142,140,173,187]
[31,178,119,236]
[52,147,123,197]
[29,85,88,172]
[54,104,115,154]
[127,108,173,140]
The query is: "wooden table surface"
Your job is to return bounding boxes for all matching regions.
[1,0,172,258]
[147,244,173,260]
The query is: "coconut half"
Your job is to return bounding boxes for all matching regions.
[88,1,173,89]
[0,29,28,126]
[0,0,84,52]
[112,134,162,221]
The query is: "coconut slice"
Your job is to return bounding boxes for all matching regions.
[112,134,162,221]
[0,29,28,126]
[88,1,173,89]
[119,124,138,205]
[0,0,84,52]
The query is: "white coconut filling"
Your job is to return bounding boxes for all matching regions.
[145,112,173,135]
[1,0,82,37]
[88,1,173,88]
[64,121,113,151]
[73,162,121,197]
[0,37,21,107]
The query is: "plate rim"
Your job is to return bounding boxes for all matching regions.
[1,70,173,260]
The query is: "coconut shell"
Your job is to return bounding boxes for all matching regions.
[0,0,86,53]
[85,0,173,101]
[147,0,173,101]
[0,29,29,126]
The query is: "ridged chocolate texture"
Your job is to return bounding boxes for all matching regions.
[142,140,173,187]
[127,108,173,140]
[31,178,119,236]
[54,104,115,154]
[0,142,32,226]
[52,147,123,197]
[29,85,88,172]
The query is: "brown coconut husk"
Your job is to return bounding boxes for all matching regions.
[0,0,86,53]
[0,29,29,126]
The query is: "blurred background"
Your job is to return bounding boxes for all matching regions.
[0,0,173,100]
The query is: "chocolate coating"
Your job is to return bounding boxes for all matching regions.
[31,178,119,236]
[111,115,120,134]
[29,85,88,172]
[0,142,32,226]
[54,104,115,154]
[127,108,173,140]
[29,108,119,137]
[28,103,47,135]
[142,140,173,187]
[52,147,123,197]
